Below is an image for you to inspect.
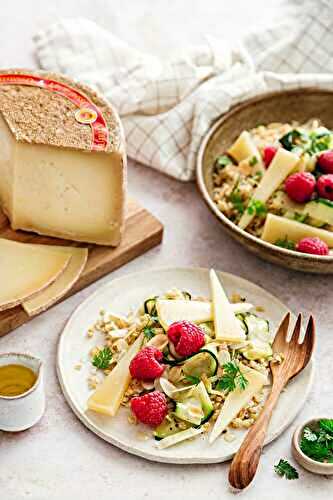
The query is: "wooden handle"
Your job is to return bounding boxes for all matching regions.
[229,379,285,490]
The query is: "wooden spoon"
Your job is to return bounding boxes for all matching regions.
[229,313,315,490]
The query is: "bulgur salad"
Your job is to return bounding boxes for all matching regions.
[212,120,333,256]
[85,270,282,449]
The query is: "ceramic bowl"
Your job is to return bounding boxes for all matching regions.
[197,88,333,273]
[292,418,333,475]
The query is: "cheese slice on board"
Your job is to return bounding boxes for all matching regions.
[209,366,267,443]
[156,299,253,330]
[210,270,246,343]
[238,148,299,230]
[0,70,126,246]
[23,245,88,316]
[261,213,333,247]
[87,334,143,417]
[0,238,70,311]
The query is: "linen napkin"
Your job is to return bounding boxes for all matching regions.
[34,0,333,181]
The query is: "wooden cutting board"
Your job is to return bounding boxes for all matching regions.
[0,199,163,337]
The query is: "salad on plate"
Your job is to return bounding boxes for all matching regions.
[212,120,333,256]
[85,270,282,450]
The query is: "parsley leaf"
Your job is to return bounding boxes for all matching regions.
[247,198,267,217]
[216,361,248,392]
[274,459,299,480]
[92,347,113,370]
[249,156,258,166]
[320,419,333,435]
[230,190,245,214]
[275,237,296,250]
[143,326,155,340]
[300,420,333,462]
[216,155,233,168]
[185,375,201,385]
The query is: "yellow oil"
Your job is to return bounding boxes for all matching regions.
[0,364,37,397]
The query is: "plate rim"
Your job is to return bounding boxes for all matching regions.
[57,266,315,464]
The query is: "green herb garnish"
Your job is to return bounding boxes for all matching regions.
[92,347,113,370]
[217,361,248,392]
[185,375,201,385]
[230,190,245,214]
[249,156,258,166]
[274,459,299,480]
[216,155,233,168]
[275,237,296,250]
[246,198,267,217]
[300,419,333,463]
[293,212,307,223]
[280,129,309,152]
[143,326,155,340]
[308,129,333,155]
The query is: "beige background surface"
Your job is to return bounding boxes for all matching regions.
[0,1,332,499]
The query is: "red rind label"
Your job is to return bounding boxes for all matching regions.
[0,73,109,151]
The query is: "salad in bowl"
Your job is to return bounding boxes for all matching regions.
[211,119,333,256]
[86,270,281,450]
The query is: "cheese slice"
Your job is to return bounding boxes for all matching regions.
[0,70,126,246]
[23,245,88,316]
[156,299,253,330]
[87,334,143,417]
[227,131,264,174]
[209,366,267,443]
[238,148,299,230]
[210,270,246,342]
[262,213,333,247]
[0,238,71,310]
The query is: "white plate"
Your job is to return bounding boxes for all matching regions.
[57,268,314,464]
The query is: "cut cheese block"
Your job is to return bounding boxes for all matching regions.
[0,70,126,246]
[23,245,88,316]
[87,334,143,417]
[305,199,333,226]
[156,299,253,330]
[0,238,70,311]
[209,366,267,443]
[227,131,264,174]
[262,213,333,247]
[210,270,246,343]
[156,427,204,450]
[238,148,299,230]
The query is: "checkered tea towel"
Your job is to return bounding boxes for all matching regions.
[34,0,333,181]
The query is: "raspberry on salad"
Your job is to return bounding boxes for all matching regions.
[129,346,165,381]
[130,391,168,427]
[296,237,329,256]
[284,172,316,203]
[263,146,277,168]
[316,174,333,201]
[317,150,333,174]
[167,320,205,357]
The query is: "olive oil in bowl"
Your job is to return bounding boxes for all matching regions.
[0,364,37,397]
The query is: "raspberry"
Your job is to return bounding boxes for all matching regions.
[263,146,277,168]
[285,172,316,203]
[296,237,329,256]
[317,151,333,174]
[317,174,333,201]
[130,391,168,427]
[129,346,165,381]
[167,321,205,357]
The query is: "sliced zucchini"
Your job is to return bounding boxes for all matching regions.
[144,296,158,316]
[174,398,204,426]
[182,291,192,300]
[154,417,190,440]
[240,313,272,360]
[182,349,218,378]
[193,381,214,423]
[156,427,204,449]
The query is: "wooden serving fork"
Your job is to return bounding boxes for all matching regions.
[229,313,315,490]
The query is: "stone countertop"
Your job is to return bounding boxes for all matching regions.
[0,1,332,499]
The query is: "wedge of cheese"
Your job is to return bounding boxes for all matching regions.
[210,270,246,343]
[156,299,253,330]
[262,213,333,247]
[0,70,126,246]
[87,334,143,417]
[227,131,264,174]
[238,148,299,230]
[23,245,88,316]
[0,238,71,310]
[209,366,267,443]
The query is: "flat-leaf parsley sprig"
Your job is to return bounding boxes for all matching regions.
[92,347,113,370]
[274,459,299,480]
[216,361,248,392]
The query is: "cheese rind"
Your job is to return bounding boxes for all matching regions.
[262,213,333,247]
[210,270,246,342]
[0,238,71,310]
[238,148,299,230]
[23,245,88,316]
[209,366,267,443]
[87,334,143,416]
